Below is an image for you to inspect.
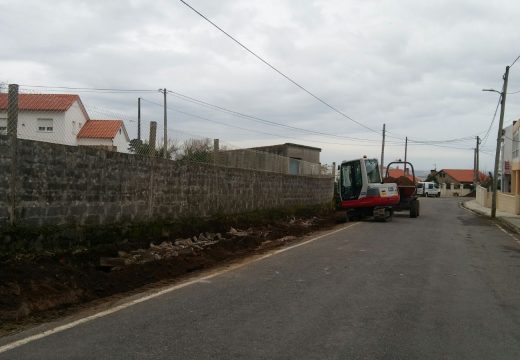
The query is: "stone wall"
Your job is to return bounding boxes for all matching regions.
[0,136,334,228]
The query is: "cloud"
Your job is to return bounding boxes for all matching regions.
[1,0,520,171]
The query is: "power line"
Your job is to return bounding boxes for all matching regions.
[408,136,476,145]
[140,97,397,147]
[178,0,384,136]
[19,84,157,93]
[507,89,520,94]
[17,82,389,143]
[481,95,502,147]
[165,90,387,143]
[511,54,520,68]
[16,82,482,147]
[166,89,480,146]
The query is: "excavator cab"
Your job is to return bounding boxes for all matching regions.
[336,157,400,222]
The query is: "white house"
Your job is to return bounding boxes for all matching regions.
[77,120,130,153]
[501,122,514,192]
[0,93,130,152]
[0,93,89,145]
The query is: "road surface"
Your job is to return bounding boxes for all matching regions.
[1,198,520,359]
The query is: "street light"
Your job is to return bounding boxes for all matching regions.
[482,66,510,218]
[482,89,501,94]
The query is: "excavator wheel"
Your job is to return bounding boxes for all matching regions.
[410,199,419,218]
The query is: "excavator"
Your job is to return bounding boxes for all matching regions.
[335,157,399,222]
[335,157,420,222]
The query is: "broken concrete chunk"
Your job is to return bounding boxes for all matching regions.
[278,236,297,242]
[174,238,193,247]
[228,227,249,237]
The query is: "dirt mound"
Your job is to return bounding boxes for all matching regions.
[383,175,415,186]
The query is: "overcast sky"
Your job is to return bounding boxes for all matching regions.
[1,0,520,172]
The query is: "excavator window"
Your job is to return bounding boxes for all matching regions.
[365,159,381,184]
[340,160,362,200]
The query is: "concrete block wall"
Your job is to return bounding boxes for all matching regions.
[0,137,10,225]
[0,137,334,228]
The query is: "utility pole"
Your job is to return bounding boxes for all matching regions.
[473,147,477,190]
[380,123,386,176]
[491,66,510,218]
[476,135,480,183]
[149,121,157,156]
[137,97,141,141]
[8,84,19,225]
[404,136,408,175]
[159,88,168,159]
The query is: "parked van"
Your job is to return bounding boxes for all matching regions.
[416,181,440,197]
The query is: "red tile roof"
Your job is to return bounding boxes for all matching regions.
[0,93,90,121]
[1,93,77,111]
[77,120,124,139]
[440,169,487,183]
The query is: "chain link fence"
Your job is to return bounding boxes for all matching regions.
[0,84,332,177]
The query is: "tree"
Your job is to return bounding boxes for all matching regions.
[425,172,438,183]
[128,138,155,155]
[129,138,180,159]
[179,138,213,163]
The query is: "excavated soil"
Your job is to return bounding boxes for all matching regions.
[0,214,336,336]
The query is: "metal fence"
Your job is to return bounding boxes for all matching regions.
[0,84,332,177]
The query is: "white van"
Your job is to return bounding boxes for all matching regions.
[416,181,440,197]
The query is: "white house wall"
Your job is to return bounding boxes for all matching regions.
[66,101,89,141]
[77,138,113,147]
[0,100,88,146]
[113,129,130,153]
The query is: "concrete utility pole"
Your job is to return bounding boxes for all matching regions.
[404,136,408,175]
[488,66,510,218]
[476,135,480,184]
[159,88,168,159]
[149,121,157,156]
[138,97,141,141]
[380,123,386,176]
[473,135,481,189]
[8,84,19,226]
[473,147,477,190]
[213,138,219,165]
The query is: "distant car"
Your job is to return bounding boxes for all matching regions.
[416,181,440,197]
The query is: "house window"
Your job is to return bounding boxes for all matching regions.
[37,118,53,132]
[0,118,6,135]
[514,129,520,159]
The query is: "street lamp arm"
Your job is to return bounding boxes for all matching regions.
[482,89,502,94]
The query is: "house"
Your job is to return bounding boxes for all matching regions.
[432,169,487,188]
[476,120,520,214]
[77,120,130,153]
[215,142,322,175]
[501,122,514,192]
[0,93,89,145]
[249,143,321,175]
[0,93,129,152]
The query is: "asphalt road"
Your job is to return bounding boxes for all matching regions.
[2,197,520,359]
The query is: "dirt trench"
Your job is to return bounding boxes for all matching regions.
[0,214,337,336]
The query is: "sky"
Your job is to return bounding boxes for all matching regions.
[1,0,520,172]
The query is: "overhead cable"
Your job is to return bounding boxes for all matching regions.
[178,0,383,136]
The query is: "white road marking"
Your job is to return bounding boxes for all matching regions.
[0,222,360,354]
[495,223,520,246]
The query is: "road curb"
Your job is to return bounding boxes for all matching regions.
[461,201,520,235]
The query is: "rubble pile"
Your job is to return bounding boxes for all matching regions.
[100,217,320,270]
